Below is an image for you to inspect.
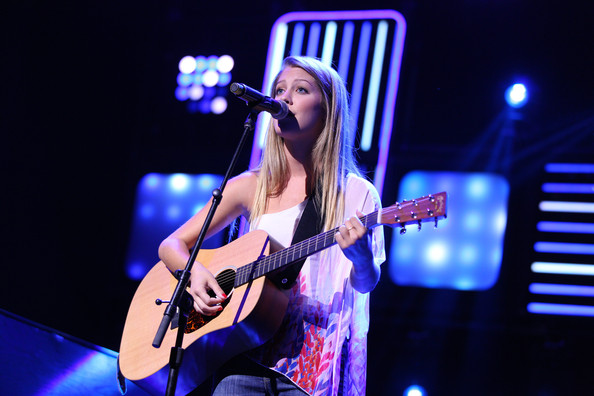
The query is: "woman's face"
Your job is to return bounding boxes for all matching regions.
[272,66,325,145]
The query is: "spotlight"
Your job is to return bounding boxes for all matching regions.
[178,56,197,74]
[175,54,234,114]
[505,83,528,108]
[216,55,235,73]
[404,385,426,396]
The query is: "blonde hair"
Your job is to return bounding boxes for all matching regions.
[250,56,361,231]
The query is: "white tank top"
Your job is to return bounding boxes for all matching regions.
[251,199,308,253]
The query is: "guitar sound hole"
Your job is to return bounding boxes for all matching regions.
[215,268,236,297]
[185,268,236,334]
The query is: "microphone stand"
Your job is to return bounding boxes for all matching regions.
[152,107,260,396]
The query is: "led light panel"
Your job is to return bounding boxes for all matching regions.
[125,173,224,280]
[389,171,509,290]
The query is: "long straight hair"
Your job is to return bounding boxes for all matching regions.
[250,56,361,231]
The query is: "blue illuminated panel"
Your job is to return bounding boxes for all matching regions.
[125,173,224,280]
[537,221,594,233]
[389,171,509,290]
[529,283,594,297]
[531,262,594,276]
[542,183,594,193]
[545,163,594,173]
[529,162,594,317]
[251,10,407,197]
[534,242,594,255]
[527,303,594,317]
[539,200,594,213]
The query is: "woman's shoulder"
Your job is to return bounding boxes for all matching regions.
[346,172,378,193]
[228,171,259,194]
[345,173,382,207]
[232,170,258,185]
[225,171,258,212]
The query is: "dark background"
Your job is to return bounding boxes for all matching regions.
[2,0,594,394]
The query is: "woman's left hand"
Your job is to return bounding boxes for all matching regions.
[336,210,380,293]
[335,210,374,264]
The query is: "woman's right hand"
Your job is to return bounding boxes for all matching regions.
[188,263,227,316]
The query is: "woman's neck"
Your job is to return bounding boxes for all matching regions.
[283,140,314,178]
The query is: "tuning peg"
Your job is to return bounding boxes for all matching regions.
[399,223,407,235]
[434,217,438,229]
[417,220,422,231]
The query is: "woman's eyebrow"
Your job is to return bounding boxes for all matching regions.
[276,78,314,86]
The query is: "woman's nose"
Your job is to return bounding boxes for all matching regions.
[277,91,291,103]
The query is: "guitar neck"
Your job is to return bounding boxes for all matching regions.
[233,191,448,287]
[234,211,380,286]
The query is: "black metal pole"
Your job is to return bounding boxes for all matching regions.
[153,108,259,396]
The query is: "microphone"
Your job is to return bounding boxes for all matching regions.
[229,82,289,119]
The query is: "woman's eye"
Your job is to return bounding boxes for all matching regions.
[296,87,308,93]
[275,88,285,96]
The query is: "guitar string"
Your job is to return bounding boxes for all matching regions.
[207,196,440,287]
[198,195,442,288]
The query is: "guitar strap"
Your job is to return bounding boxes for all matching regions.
[269,195,323,290]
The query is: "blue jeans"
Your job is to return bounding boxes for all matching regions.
[210,355,307,396]
[212,373,307,395]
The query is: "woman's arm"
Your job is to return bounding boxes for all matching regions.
[335,210,381,293]
[158,171,256,315]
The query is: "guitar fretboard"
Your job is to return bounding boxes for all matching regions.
[234,211,379,286]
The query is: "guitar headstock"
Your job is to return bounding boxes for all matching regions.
[379,192,447,234]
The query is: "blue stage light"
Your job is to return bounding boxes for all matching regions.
[530,283,594,297]
[545,163,594,173]
[202,70,219,87]
[389,171,509,290]
[218,72,232,86]
[175,87,188,101]
[216,55,234,73]
[169,173,190,192]
[126,261,146,280]
[125,173,225,280]
[178,55,197,74]
[539,200,594,213]
[404,384,426,396]
[532,262,594,276]
[207,55,218,70]
[195,56,208,71]
[534,242,594,255]
[528,302,594,317]
[211,97,228,114]
[176,55,234,113]
[542,182,594,194]
[537,221,594,234]
[505,83,528,108]
[188,84,205,101]
[177,72,193,87]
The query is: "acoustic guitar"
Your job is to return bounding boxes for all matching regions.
[118,192,447,395]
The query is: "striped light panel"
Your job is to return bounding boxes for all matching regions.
[528,162,594,317]
[249,10,407,197]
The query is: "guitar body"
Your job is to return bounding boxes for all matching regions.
[118,230,290,395]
